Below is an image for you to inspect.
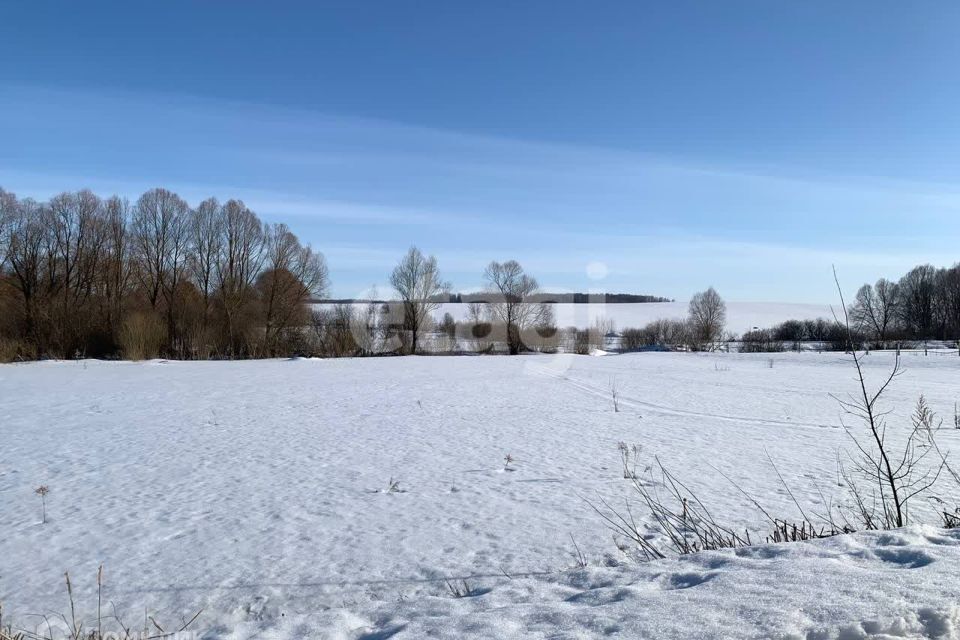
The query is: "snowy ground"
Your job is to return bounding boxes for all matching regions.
[3,351,960,639]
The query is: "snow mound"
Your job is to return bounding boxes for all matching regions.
[226,527,960,639]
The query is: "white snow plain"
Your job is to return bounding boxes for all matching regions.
[435,301,835,335]
[3,350,960,639]
[317,301,835,336]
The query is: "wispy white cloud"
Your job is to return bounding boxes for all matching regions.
[0,169,462,226]
[2,84,957,302]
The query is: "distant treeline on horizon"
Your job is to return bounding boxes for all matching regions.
[317,292,674,305]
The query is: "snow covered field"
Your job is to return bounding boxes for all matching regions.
[3,351,960,639]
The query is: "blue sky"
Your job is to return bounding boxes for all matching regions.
[2,2,960,301]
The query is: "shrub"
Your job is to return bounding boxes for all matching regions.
[638,318,688,348]
[310,305,361,357]
[739,328,784,353]
[525,322,560,353]
[0,567,202,640]
[619,327,647,351]
[0,338,34,363]
[118,312,165,360]
[591,456,752,561]
[573,329,592,355]
[453,318,512,354]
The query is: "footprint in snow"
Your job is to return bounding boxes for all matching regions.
[923,533,960,547]
[565,586,641,606]
[873,547,934,569]
[356,624,407,640]
[243,595,270,621]
[734,545,789,560]
[661,571,716,590]
[874,533,909,547]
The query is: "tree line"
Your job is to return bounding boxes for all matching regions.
[848,265,960,343]
[0,182,735,361]
[0,187,328,361]
[7,184,953,362]
[0,185,671,363]
[738,264,960,353]
[0,186,567,360]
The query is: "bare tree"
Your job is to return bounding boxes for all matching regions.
[898,264,936,338]
[46,190,109,354]
[99,196,132,343]
[874,278,900,341]
[483,260,548,355]
[131,188,191,353]
[688,287,726,349]
[214,200,265,355]
[938,264,960,339]
[0,187,16,267]
[2,197,46,348]
[188,197,223,341]
[132,189,189,309]
[849,280,900,343]
[833,270,944,529]
[389,246,449,354]
[259,223,329,354]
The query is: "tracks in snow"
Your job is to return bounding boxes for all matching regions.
[528,363,838,431]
